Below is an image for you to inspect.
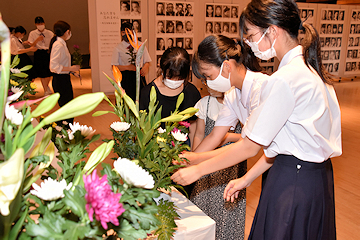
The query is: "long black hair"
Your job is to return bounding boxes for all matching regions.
[159,47,191,83]
[49,21,71,53]
[192,34,261,80]
[240,0,331,84]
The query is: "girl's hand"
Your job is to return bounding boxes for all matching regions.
[179,151,198,165]
[71,65,80,71]
[223,177,251,202]
[171,165,201,186]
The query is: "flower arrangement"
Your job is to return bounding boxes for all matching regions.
[0,15,198,240]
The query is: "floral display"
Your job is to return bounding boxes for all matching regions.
[0,15,197,240]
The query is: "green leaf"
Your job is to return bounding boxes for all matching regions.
[11,72,28,78]
[117,219,148,240]
[19,65,33,72]
[92,110,115,117]
[19,123,36,155]
[62,186,86,218]
[175,92,184,110]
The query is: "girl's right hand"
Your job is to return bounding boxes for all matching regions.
[179,151,198,165]
[223,177,251,202]
[72,65,80,71]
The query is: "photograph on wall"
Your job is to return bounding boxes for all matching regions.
[155,1,194,73]
[120,1,143,39]
[205,3,239,38]
[319,8,345,76]
[345,9,360,75]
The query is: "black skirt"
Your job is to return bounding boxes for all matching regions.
[51,73,74,124]
[249,154,336,240]
[34,49,52,78]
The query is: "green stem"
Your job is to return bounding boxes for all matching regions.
[0,15,11,133]
[136,65,140,112]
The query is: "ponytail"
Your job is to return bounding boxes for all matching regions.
[49,21,71,53]
[301,22,332,85]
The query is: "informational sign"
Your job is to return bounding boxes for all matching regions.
[344,9,360,75]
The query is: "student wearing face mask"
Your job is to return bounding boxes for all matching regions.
[49,21,80,124]
[10,26,37,81]
[111,22,151,101]
[172,0,341,239]
[139,47,201,147]
[27,16,54,96]
[173,35,267,240]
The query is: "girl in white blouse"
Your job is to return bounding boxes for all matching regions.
[49,21,80,124]
[172,0,341,239]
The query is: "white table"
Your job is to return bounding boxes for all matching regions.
[170,188,216,240]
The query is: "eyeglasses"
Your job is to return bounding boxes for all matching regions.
[244,30,262,42]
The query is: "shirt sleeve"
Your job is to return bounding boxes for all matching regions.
[28,31,36,44]
[215,92,239,128]
[142,46,152,64]
[10,38,19,55]
[194,96,208,120]
[242,77,295,146]
[111,46,120,66]
[49,43,64,74]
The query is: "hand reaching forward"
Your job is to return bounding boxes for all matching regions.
[171,165,201,186]
[223,177,251,202]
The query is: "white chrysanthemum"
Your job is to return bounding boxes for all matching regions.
[110,121,131,131]
[171,130,188,142]
[158,127,166,134]
[113,158,154,189]
[7,89,24,102]
[30,178,72,201]
[10,68,21,74]
[67,122,96,140]
[5,103,23,125]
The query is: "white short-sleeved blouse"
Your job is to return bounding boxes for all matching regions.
[215,70,269,128]
[111,41,151,68]
[241,46,342,162]
[194,95,224,125]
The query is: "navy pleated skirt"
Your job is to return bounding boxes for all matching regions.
[249,154,336,240]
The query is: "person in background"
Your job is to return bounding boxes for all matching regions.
[206,5,214,17]
[231,6,238,18]
[49,21,80,124]
[176,3,185,16]
[157,20,165,33]
[132,20,141,33]
[156,2,165,16]
[167,38,174,49]
[111,22,151,101]
[157,38,165,50]
[215,5,222,17]
[130,1,141,16]
[166,3,175,16]
[120,1,130,15]
[140,46,200,150]
[27,16,54,96]
[10,26,37,81]
[206,22,213,34]
[185,4,193,16]
[166,21,175,33]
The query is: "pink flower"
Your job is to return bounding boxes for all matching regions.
[179,121,191,128]
[172,127,179,133]
[171,141,175,147]
[73,45,80,49]
[83,170,125,229]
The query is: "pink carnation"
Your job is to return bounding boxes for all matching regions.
[179,121,191,128]
[171,141,175,147]
[83,170,125,229]
[172,127,179,133]
[73,44,80,49]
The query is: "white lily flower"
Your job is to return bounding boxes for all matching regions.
[0,148,24,216]
[157,127,166,134]
[10,68,21,74]
[171,130,188,142]
[7,89,24,102]
[5,103,23,125]
[113,158,154,189]
[67,122,96,140]
[30,178,72,201]
[110,121,131,131]
[11,86,22,94]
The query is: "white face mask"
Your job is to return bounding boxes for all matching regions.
[65,31,72,40]
[37,24,45,31]
[163,78,184,89]
[206,62,232,93]
[244,28,277,61]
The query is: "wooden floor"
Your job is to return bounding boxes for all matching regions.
[30,69,360,239]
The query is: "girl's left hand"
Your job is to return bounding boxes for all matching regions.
[223,177,251,202]
[171,165,201,186]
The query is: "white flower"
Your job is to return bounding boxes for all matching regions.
[110,121,131,131]
[171,130,188,142]
[67,122,96,140]
[113,158,154,189]
[10,68,21,74]
[30,178,72,201]
[7,89,24,102]
[5,103,23,125]
[158,127,166,134]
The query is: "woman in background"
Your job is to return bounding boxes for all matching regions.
[49,21,80,124]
